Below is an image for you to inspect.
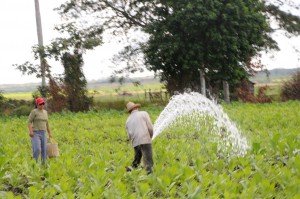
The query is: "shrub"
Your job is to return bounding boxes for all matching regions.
[235,80,272,103]
[280,72,300,101]
[13,105,32,117]
[0,97,32,117]
[0,90,6,108]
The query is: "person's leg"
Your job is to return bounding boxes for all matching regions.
[132,145,142,168]
[141,144,153,174]
[40,131,47,164]
[31,132,41,162]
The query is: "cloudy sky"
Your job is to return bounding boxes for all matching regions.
[0,0,127,85]
[0,0,299,85]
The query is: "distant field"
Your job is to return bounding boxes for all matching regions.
[3,83,283,102]
[250,76,291,84]
[2,72,293,102]
[3,92,33,101]
[1,67,297,98]
[3,80,166,101]
[254,83,283,100]
[89,81,163,95]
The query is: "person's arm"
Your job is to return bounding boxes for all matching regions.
[126,123,131,141]
[145,112,153,138]
[28,123,34,137]
[46,122,53,139]
[27,110,34,137]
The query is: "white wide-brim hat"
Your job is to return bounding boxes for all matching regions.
[126,101,141,112]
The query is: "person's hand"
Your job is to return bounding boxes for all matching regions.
[49,132,53,139]
[29,131,34,137]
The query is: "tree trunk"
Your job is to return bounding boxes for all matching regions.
[223,80,230,104]
[34,0,46,97]
[199,69,206,97]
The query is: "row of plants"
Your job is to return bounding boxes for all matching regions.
[0,101,299,198]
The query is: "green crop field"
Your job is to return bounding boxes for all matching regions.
[2,80,165,102]
[3,82,282,102]
[1,101,300,198]
[2,93,33,101]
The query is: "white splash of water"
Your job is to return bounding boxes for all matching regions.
[152,92,249,156]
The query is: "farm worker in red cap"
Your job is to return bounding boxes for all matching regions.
[27,97,53,164]
[125,101,154,174]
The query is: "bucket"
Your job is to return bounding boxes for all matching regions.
[47,139,59,158]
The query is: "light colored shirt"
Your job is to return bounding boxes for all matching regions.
[126,110,153,147]
[28,109,49,131]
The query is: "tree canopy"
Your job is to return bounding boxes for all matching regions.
[142,0,269,91]
[56,0,300,93]
[15,22,102,112]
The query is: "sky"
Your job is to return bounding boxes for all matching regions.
[0,0,299,85]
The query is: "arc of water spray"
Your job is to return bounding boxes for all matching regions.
[152,92,250,156]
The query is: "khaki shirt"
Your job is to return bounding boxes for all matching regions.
[126,110,153,147]
[28,109,49,131]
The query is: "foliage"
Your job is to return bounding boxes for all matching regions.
[42,23,103,60]
[1,102,300,198]
[143,0,268,93]
[13,105,33,117]
[0,97,32,117]
[0,90,6,108]
[43,23,102,112]
[61,52,93,112]
[37,52,93,113]
[235,80,272,103]
[15,22,101,113]
[47,77,67,112]
[280,71,300,101]
[56,0,300,94]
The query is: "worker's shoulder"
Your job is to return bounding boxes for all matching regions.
[139,110,150,116]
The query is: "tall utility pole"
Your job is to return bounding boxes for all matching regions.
[34,0,46,97]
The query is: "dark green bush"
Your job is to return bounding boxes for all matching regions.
[13,105,32,117]
[281,72,300,101]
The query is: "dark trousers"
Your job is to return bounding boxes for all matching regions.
[132,144,153,173]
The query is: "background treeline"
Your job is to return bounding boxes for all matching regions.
[1,68,300,117]
[1,68,299,93]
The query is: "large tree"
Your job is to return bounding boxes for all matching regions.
[143,0,268,93]
[56,0,300,94]
[15,23,103,112]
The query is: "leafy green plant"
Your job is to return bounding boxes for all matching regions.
[0,102,300,198]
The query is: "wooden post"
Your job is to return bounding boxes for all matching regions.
[199,69,206,97]
[223,80,230,104]
[149,89,153,101]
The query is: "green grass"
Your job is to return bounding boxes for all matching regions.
[89,81,164,94]
[3,81,166,101]
[1,101,300,198]
[255,83,283,101]
[3,92,33,101]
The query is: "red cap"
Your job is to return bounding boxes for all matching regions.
[36,97,45,105]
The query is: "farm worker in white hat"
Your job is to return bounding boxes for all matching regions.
[27,97,53,164]
[125,101,154,174]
